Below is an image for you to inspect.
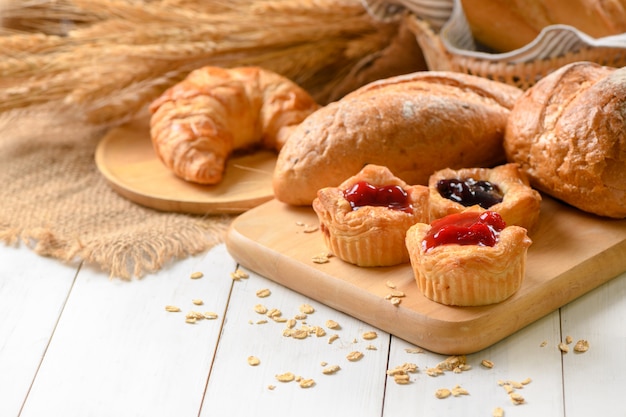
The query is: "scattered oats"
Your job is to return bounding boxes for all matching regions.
[247,356,260,366]
[314,326,326,337]
[192,299,203,306]
[365,344,377,350]
[266,308,282,319]
[521,377,532,385]
[385,280,396,289]
[299,378,315,388]
[328,334,339,344]
[574,339,589,353]
[565,335,573,344]
[426,367,444,377]
[320,361,327,366]
[254,304,268,314]
[503,384,514,394]
[435,388,451,399]
[273,317,287,324]
[507,380,523,389]
[389,297,402,306]
[451,385,469,397]
[325,320,340,330]
[276,372,295,383]
[294,313,308,320]
[312,253,330,264]
[256,288,271,298]
[203,312,218,320]
[299,304,315,314]
[393,374,411,384]
[346,351,364,362]
[388,290,405,298]
[268,385,275,390]
[509,392,525,405]
[437,355,467,371]
[291,329,309,339]
[295,375,302,382]
[387,363,418,376]
[230,268,249,280]
[185,317,197,324]
[286,318,297,329]
[481,359,495,369]
[165,305,181,312]
[405,347,424,354]
[256,319,268,324]
[540,340,548,347]
[190,271,203,279]
[362,331,378,340]
[186,311,205,320]
[493,407,504,417]
[558,342,569,353]
[322,365,341,375]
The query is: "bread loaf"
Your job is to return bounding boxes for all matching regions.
[504,61,626,218]
[273,71,522,206]
[461,0,626,52]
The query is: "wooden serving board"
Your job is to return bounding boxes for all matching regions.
[95,118,276,214]
[226,197,626,355]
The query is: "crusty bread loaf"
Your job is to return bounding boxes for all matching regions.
[461,0,626,52]
[504,61,626,219]
[272,71,522,206]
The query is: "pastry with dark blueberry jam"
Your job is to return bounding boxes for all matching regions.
[428,164,541,231]
[405,210,532,306]
[312,164,429,267]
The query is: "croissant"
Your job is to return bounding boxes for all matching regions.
[149,66,320,184]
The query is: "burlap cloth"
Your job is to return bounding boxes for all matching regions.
[0,108,232,279]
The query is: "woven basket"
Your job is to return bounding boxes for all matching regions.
[407,14,626,90]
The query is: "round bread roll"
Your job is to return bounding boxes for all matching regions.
[273,71,522,206]
[504,61,626,218]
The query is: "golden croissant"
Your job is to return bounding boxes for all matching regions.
[149,66,319,184]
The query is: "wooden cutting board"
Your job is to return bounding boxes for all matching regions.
[225,197,626,354]
[95,118,276,214]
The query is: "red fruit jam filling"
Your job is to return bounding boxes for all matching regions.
[343,181,412,213]
[422,211,506,252]
[437,178,503,209]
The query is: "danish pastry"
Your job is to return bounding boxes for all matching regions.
[312,164,429,267]
[405,210,532,306]
[429,163,542,231]
[149,66,319,184]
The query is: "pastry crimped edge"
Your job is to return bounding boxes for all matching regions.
[405,220,532,306]
[312,164,429,267]
[428,163,542,231]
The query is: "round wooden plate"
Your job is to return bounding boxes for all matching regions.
[95,118,277,214]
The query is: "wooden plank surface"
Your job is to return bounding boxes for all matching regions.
[225,196,626,354]
[19,245,236,417]
[202,267,390,417]
[0,246,77,417]
[95,118,277,214]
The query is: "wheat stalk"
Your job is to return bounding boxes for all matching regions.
[0,0,399,127]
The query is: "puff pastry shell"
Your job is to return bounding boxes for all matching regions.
[313,164,429,267]
[405,218,532,306]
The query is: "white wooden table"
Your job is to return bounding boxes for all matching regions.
[1,242,625,417]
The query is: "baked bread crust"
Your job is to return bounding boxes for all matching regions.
[273,71,522,206]
[428,163,542,231]
[149,66,319,184]
[312,164,429,267]
[405,219,532,306]
[504,62,626,219]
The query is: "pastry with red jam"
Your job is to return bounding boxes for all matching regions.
[405,210,532,306]
[428,163,541,231]
[312,164,429,267]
